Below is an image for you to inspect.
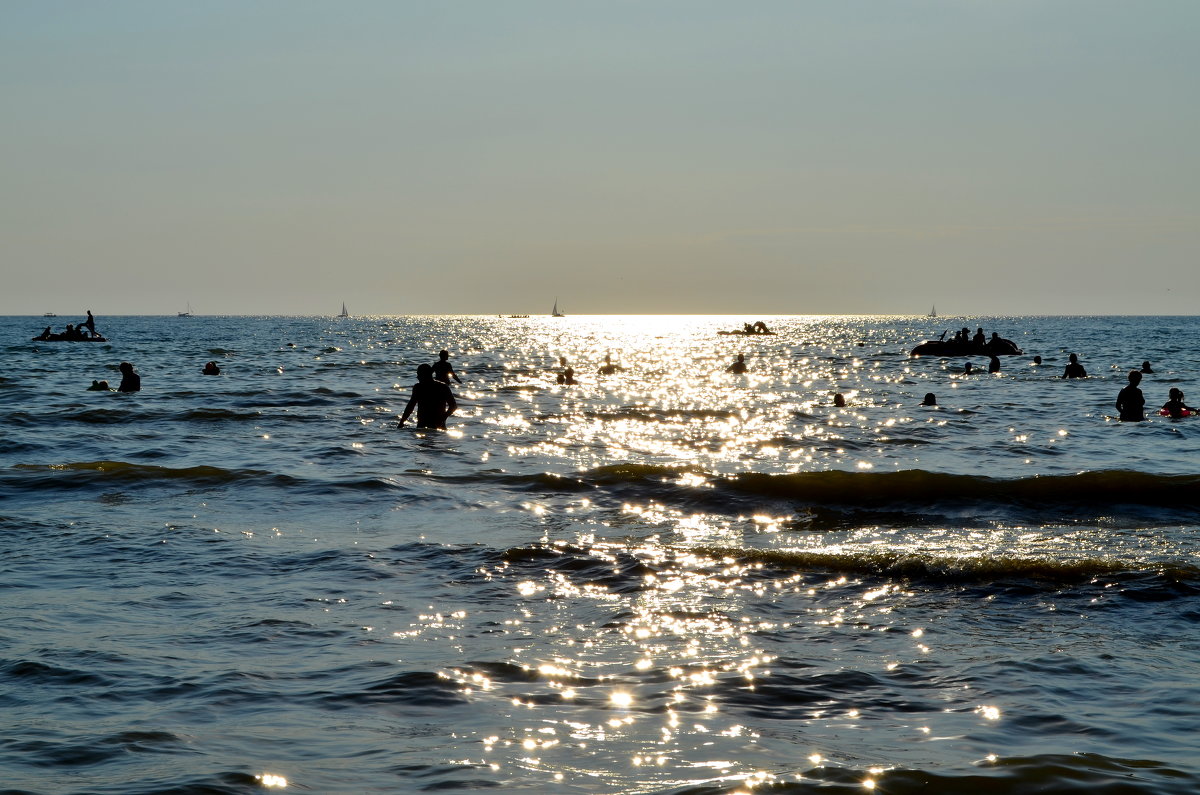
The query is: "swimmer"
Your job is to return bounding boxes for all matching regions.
[87,379,110,391]
[202,361,221,375]
[1161,388,1195,418]
[1032,355,1042,366]
[988,355,1001,374]
[556,367,576,385]
[833,392,846,407]
[726,353,747,374]
[1141,361,1154,374]
[117,362,140,393]
[963,361,974,375]
[1062,353,1087,379]
[598,353,623,376]
[399,363,457,429]
[1115,370,1145,422]
[921,393,937,406]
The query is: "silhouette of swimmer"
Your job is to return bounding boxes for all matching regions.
[556,367,576,385]
[1032,355,1042,366]
[988,355,1001,374]
[598,353,624,375]
[399,363,457,429]
[833,392,846,407]
[1062,353,1087,379]
[1141,361,1154,374]
[88,379,110,391]
[921,393,937,406]
[1161,387,1195,418]
[202,361,221,375]
[431,350,461,384]
[963,362,974,375]
[117,362,140,393]
[726,353,747,374]
[1115,370,1145,422]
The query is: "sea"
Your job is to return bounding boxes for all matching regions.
[2,314,1198,795]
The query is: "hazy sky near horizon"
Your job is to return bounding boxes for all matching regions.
[3,1,1198,316]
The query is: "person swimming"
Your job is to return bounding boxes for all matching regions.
[556,367,576,385]
[598,353,624,375]
[1062,353,1087,378]
[202,361,221,375]
[87,379,110,391]
[921,393,937,406]
[1141,361,1154,374]
[1115,370,1145,422]
[117,362,141,393]
[963,362,974,375]
[726,353,747,374]
[399,363,457,429]
[1161,387,1195,418]
[988,355,1001,374]
[833,392,846,407]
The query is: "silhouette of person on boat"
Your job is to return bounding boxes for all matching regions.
[911,325,1020,357]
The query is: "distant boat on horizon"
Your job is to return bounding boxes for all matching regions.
[928,305,937,318]
[551,298,565,317]
[43,312,56,317]
[339,302,349,318]
[178,302,192,318]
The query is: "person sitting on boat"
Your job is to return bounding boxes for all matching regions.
[972,328,986,346]
[752,321,771,334]
[1062,353,1087,379]
[117,362,141,392]
[726,353,747,374]
[398,363,457,429]
[35,326,52,341]
[1161,388,1195,418]
[743,323,754,333]
[202,361,221,375]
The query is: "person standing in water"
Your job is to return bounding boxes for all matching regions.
[431,350,461,384]
[726,353,747,374]
[1161,388,1195,418]
[399,363,457,429]
[1062,353,1087,378]
[1115,370,1145,422]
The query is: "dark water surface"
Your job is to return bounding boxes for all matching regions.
[2,314,1198,794]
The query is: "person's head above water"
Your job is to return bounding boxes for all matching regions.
[1169,387,1184,400]
[439,350,450,361]
[833,392,846,407]
[1127,370,1142,386]
[416,363,434,381]
[1033,355,1042,365]
[1068,353,1079,364]
[1141,361,1153,372]
[921,393,937,406]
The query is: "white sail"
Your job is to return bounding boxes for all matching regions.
[339,302,349,318]
[552,298,565,317]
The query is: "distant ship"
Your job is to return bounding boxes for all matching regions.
[339,302,349,318]
[928,305,937,318]
[178,302,192,318]
[43,312,56,317]
[551,298,565,317]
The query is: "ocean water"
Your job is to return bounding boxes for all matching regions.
[1,313,1198,795]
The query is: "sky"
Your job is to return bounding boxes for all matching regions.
[3,1,1198,316]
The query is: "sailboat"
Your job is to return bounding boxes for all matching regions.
[551,298,565,317]
[178,302,192,318]
[928,305,937,318]
[339,302,349,318]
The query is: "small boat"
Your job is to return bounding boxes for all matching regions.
[928,305,937,318]
[339,302,349,318]
[551,299,565,317]
[43,312,57,317]
[717,329,777,336]
[178,302,192,318]
[33,333,107,343]
[910,338,1022,357]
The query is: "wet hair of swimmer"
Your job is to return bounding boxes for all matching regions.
[922,393,937,406]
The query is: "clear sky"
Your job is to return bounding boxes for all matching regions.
[3,1,1198,316]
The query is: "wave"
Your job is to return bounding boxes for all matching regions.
[479,466,1200,525]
